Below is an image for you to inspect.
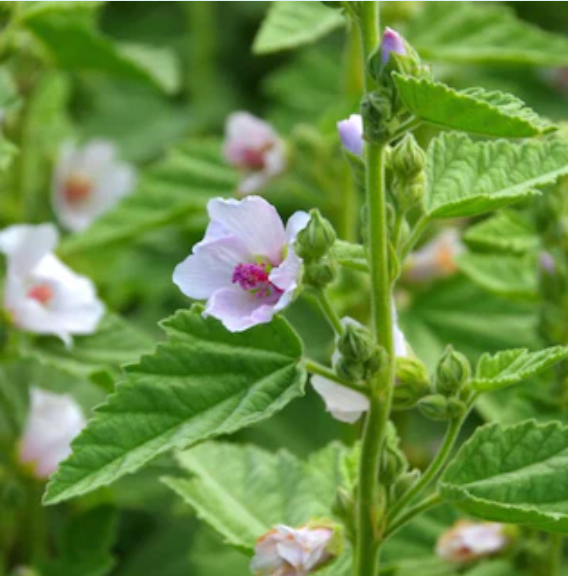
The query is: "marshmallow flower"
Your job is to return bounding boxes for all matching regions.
[223,112,286,195]
[337,114,364,157]
[19,387,86,479]
[250,525,334,576]
[0,224,105,345]
[436,521,509,564]
[311,316,408,424]
[381,27,407,64]
[52,140,136,232]
[173,196,309,332]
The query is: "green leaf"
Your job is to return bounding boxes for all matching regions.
[456,252,537,300]
[253,1,343,55]
[163,441,345,552]
[471,346,568,392]
[43,307,306,505]
[426,133,568,219]
[59,139,237,256]
[25,13,181,93]
[440,420,568,533]
[407,2,568,66]
[393,75,554,138]
[464,211,538,254]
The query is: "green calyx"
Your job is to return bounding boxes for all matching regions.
[296,209,337,262]
[435,345,471,397]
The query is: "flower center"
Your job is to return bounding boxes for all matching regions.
[232,262,282,298]
[64,174,93,205]
[27,283,54,305]
[242,142,274,170]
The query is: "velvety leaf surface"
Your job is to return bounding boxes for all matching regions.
[44,308,306,505]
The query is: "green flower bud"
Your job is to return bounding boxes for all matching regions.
[303,258,338,290]
[335,356,366,383]
[390,134,426,182]
[296,210,337,261]
[380,423,407,485]
[363,345,388,378]
[338,322,375,362]
[361,89,394,143]
[393,469,421,501]
[332,488,355,539]
[417,394,452,421]
[392,356,430,410]
[435,345,470,397]
[447,397,466,419]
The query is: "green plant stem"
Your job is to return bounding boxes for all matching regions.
[549,533,563,576]
[315,290,345,336]
[304,359,370,396]
[388,416,463,524]
[401,214,430,259]
[384,493,443,539]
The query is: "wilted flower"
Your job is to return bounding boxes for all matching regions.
[52,140,136,232]
[250,524,338,576]
[223,112,286,195]
[0,224,105,344]
[404,228,464,282]
[19,387,86,479]
[337,114,364,157]
[436,521,509,564]
[381,27,407,64]
[173,196,309,332]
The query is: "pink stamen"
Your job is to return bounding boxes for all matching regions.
[27,284,53,305]
[232,262,282,298]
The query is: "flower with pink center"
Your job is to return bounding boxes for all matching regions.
[250,524,338,576]
[337,114,364,157]
[52,140,136,232]
[0,224,105,345]
[436,521,509,564]
[381,27,407,64]
[173,196,309,332]
[223,112,286,195]
[19,387,86,479]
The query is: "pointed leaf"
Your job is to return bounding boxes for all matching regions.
[43,308,306,505]
[472,346,568,392]
[426,133,568,218]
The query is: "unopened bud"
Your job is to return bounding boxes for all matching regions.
[296,210,337,261]
[417,394,452,421]
[393,356,430,410]
[303,259,337,289]
[380,423,407,485]
[393,469,421,501]
[335,356,366,383]
[361,90,393,143]
[390,134,426,181]
[363,345,387,378]
[339,322,375,362]
[381,27,407,65]
[436,346,470,397]
[332,488,355,536]
[337,114,364,157]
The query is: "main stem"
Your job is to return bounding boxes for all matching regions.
[354,4,395,576]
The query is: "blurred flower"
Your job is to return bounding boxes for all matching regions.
[404,228,464,282]
[337,114,364,157]
[223,112,286,195]
[19,387,86,479]
[250,524,337,576]
[539,251,556,275]
[173,196,309,332]
[436,521,509,563]
[381,27,407,64]
[0,224,104,345]
[52,140,136,232]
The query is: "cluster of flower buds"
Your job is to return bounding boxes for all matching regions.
[392,355,430,410]
[389,133,427,212]
[250,521,342,576]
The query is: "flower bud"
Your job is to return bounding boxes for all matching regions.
[337,114,364,157]
[390,134,426,182]
[392,356,430,410]
[332,488,355,538]
[303,258,338,290]
[436,346,470,397]
[335,356,366,383]
[380,425,407,485]
[296,210,337,262]
[361,90,393,143]
[417,394,453,421]
[380,27,407,65]
[363,345,388,378]
[338,322,375,362]
[393,469,421,501]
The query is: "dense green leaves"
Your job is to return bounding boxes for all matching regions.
[472,346,568,392]
[44,308,306,505]
[394,76,554,138]
[253,1,343,55]
[163,442,345,552]
[425,133,568,218]
[440,420,568,533]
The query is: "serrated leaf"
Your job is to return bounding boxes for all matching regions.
[163,442,345,552]
[408,2,568,66]
[394,75,554,138]
[464,211,538,254]
[456,252,537,300]
[471,346,568,392]
[59,139,237,256]
[253,1,343,55]
[440,420,568,533]
[426,133,568,218]
[43,308,306,505]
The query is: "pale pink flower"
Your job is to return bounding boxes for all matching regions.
[52,140,136,232]
[404,228,464,283]
[337,114,364,157]
[381,27,407,64]
[436,521,509,564]
[223,112,286,195]
[0,224,104,345]
[19,387,86,479]
[173,196,309,332]
[250,525,334,576]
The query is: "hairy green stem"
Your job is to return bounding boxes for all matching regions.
[315,290,345,336]
[304,359,370,396]
[384,493,443,539]
[401,214,430,259]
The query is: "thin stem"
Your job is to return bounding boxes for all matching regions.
[315,290,345,336]
[549,533,563,576]
[384,493,443,539]
[389,118,422,143]
[304,359,370,396]
[401,214,430,260]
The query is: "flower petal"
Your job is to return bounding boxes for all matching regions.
[285,211,310,244]
[311,376,369,424]
[0,224,59,275]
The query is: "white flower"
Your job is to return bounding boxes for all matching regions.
[404,228,464,282]
[0,224,105,345]
[223,112,286,195]
[436,521,509,564]
[250,525,335,576]
[173,196,308,332]
[52,140,136,232]
[19,387,86,479]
